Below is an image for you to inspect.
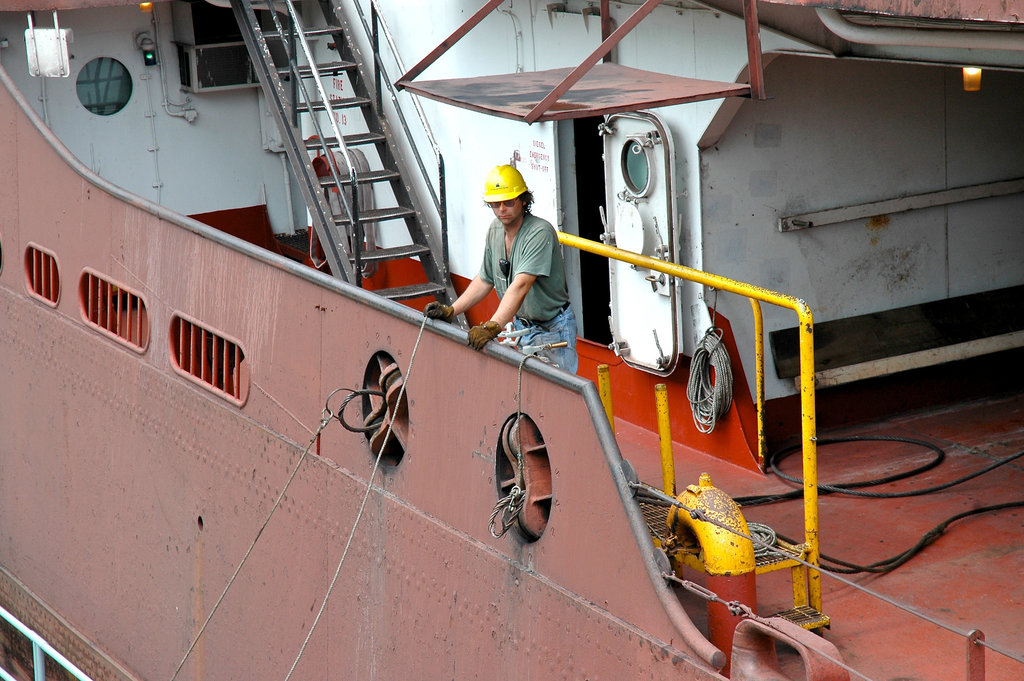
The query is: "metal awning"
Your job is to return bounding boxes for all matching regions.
[395,0,765,124]
[397,64,751,123]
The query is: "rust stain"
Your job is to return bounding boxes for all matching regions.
[867,214,890,231]
[868,214,890,245]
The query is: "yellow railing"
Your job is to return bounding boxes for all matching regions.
[558,232,822,612]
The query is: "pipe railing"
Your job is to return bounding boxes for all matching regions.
[557,231,822,612]
[0,604,96,681]
[352,0,450,277]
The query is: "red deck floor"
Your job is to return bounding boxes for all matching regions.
[617,389,1024,681]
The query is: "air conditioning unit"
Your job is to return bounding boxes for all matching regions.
[177,42,260,93]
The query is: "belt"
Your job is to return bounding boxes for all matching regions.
[517,301,569,326]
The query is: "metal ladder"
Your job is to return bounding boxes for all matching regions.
[231,0,454,303]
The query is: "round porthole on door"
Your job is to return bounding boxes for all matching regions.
[621,137,653,198]
[495,413,552,541]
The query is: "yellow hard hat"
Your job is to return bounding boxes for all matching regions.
[483,165,528,202]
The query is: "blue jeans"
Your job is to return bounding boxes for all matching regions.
[512,305,578,373]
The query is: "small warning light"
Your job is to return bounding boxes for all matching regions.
[136,32,158,66]
[139,2,154,11]
[962,67,981,92]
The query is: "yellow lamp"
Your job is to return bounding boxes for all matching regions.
[139,2,153,12]
[963,67,981,92]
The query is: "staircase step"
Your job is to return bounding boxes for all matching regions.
[296,97,372,114]
[238,2,452,301]
[773,605,830,630]
[305,133,386,149]
[334,206,416,225]
[319,169,400,188]
[263,26,340,40]
[355,244,431,263]
[376,282,446,301]
[755,540,805,574]
[280,60,358,78]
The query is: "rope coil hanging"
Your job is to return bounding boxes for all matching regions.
[488,351,552,538]
[686,326,733,433]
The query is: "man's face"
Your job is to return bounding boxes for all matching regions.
[488,197,524,228]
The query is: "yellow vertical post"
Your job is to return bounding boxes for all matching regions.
[749,299,766,469]
[554,232,822,612]
[796,304,821,612]
[655,383,676,496]
[597,364,615,433]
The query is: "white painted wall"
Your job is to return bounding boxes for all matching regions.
[0,4,297,231]
[8,0,1017,405]
[700,55,1024,399]
[362,0,818,305]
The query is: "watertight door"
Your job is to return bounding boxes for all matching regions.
[602,111,678,374]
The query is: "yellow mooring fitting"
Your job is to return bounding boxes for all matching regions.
[667,473,755,576]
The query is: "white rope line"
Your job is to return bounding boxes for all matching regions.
[169,407,334,681]
[253,381,317,436]
[283,315,429,680]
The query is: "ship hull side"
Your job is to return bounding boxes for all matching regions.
[0,64,725,681]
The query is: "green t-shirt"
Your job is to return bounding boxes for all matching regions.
[480,214,569,322]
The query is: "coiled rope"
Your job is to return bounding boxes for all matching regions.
[746,522,777,559]
[686,326,733,433]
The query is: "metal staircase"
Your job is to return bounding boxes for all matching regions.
[230,0,455,303]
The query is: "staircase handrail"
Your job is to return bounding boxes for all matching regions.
[233,0,356,282]
[267,0,364,267]
[350,0,449,275]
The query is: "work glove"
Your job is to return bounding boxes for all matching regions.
[424,302,455,323]
[467,321,501,350]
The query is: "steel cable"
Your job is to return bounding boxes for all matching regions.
[802,500,1024,574]
[686,326,733,433]
[736,437,1024,505]
[732,435,1024,574]
[284,315,430,681]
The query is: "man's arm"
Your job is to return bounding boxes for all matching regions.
[451,275,495,317]
[490,272,537,327]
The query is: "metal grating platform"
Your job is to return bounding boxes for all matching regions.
[774,605,831,630]
[639,500,672,544]
[756,540,804,570]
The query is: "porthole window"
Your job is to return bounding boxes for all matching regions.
[621,138,652,197]
[76,57,132,116]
